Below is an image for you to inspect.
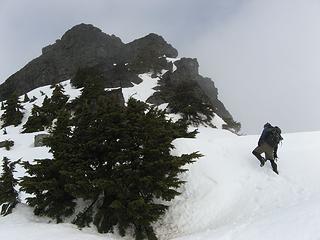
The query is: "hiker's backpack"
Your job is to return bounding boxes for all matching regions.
[265,126,283,147]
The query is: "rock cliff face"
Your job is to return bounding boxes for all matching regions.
[0,23,239,130]
[147,58,234,122]
[0,24,177,100]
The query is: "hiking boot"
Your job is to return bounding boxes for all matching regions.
[260,158,266,167]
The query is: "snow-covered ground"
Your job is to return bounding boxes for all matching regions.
[156,129,320,240]
[1,77,320,240]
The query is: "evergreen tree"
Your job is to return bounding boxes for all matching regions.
[20,109,75,223]
[21,78,200,240]
[106,98,200,239]
[41,85,69,124]
[222,117,241,133]
[29,96,37,103]
[23,85,69,133]
[23,93,30,103]
[70,97,201,239]
[64,79,112,215]
[1,102,5,110]
[70,70,107,117]
[75,74,105,103]
[41,94,53,121]
[50,84,69,113]
[129,49,166,74]
[71,67,104,89]
[3,140,14,150]
[166,81,215,126]
[1,93,24,127]
[69,96,127,228]
[0,157,20,216]
[22,105,47,133]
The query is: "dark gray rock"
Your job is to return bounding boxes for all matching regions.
[0,24,177,101]
[102,64,143,88]
[172,58,199,82]
[34,134,49,147]
[0,23,239,130]
[147,57,236,125]
[106,88,125,106]
[124,33,178,60]
[146,92,167,105]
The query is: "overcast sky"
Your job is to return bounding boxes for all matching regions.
[1,0,320,134]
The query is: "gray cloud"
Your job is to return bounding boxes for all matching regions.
[189,0,320,134]
[1,0,320,134]
[0,0,240,81]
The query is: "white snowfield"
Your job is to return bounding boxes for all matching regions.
[157,129,320,240]
[1,77,320,240]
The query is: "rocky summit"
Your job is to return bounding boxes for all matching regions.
[0,23,238,130]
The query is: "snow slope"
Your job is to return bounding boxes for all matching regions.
[156,129,320,240]
[1,77,320,240]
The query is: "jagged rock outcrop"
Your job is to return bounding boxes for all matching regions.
[0,24,177,100]
[125,33,178,62]
[0,23,239,130]
[34,134,49,147]
[147,58,235,124]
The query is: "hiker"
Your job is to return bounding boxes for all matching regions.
[252,123,283,174]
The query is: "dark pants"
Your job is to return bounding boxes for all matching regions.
[266,159,278,174]
[252,143,279,174]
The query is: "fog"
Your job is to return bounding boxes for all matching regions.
[1,0,320,134]
[189,0,320,134]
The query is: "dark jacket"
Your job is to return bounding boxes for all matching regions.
[258,125,280,157]
[258,126,272,146]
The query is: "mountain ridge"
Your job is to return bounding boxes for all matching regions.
[0,23,177,100]
[0,23,238,130]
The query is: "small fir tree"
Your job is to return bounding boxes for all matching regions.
[40,93,57,126]
[70,97,201,239]
[107,98,200,239]
[23,93,30,103]
[20,109,76,223]
[23,85,69,133]
[0,93,24,127]
[1,102,5,110]
[71,67,105,89]
[70,70,107,117]
[3,140,14,150]
[50,84,69,112]
[29,96,37,103]
[41,85,69,125]
[165,81,215,126]
[0,157,20,216]
[41,95,50,111]
[21,78,201,240]
[22,105,47,133]
[222,117,241,133]
[69,96,127,228]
